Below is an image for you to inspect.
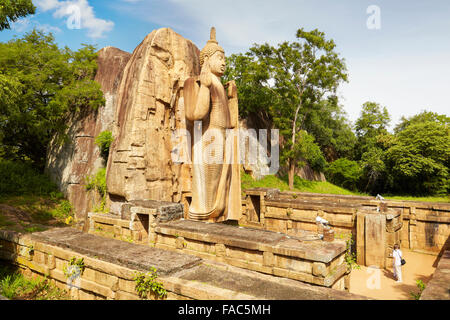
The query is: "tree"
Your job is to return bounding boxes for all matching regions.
[385,116,449,195]
[226,29,348,189]
[0,30,105,169]
[354,101,390,158]
[353,102,392,193]
[224,53,273,127]
[0,0,35,31]
[302,96,356,161]
[326,158,362,191]
[394,111,450,133]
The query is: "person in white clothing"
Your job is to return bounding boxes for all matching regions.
[392,244,403,283]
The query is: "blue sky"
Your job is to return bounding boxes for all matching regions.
[1,0,449,129]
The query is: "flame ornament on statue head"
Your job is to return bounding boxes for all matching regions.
[199,27,225,67]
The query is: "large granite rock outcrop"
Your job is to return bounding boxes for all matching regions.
[46,46,131,223]
[106,28,200,210]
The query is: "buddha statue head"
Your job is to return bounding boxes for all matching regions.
[200,27,226,77]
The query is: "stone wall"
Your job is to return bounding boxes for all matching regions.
[420,249,450,300]
[0,228,368,300]
[356,209,403,269]
[88,202,350,291]
[241,188,450,259]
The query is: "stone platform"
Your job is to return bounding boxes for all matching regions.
[0,228,368,300]
[89,202,350,290]
[31,228,201,276]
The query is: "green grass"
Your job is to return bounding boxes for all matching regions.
[0,159,75,232]
[241,171,450,203]
[242,171,363,195]
[0,195,73,233]
[0,160,58,197]
[0,264,69,300]
[0,215,15,228]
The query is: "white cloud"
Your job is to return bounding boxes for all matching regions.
[113,0,450,124]
[34,0,114,38]
[12,17,62,34]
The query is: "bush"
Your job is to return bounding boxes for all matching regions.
[85,168,107,212]
[95,131,113,162]
[326,158,363,191]
[0,160,58,196]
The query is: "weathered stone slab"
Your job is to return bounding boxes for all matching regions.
[176,263,368,300]
[130,200,184,222]
[156,220,346,263]
[157,219,286,248]
[364,214,386,268]
[30,228,201,276]
[420,250,450,300]
[273,238,346,263]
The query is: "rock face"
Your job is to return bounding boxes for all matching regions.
[106,28,200,211]
[46,46,131,223]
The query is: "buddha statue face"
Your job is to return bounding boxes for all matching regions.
[208,50,226,77]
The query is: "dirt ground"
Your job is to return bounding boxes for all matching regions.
[349,249,438,300]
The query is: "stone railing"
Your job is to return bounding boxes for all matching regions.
[241,188,450,256]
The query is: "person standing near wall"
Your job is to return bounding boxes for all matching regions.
[392,244,403,283]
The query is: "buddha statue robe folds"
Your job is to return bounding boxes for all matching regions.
[183,27,241,223]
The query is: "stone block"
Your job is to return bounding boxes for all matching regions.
[79,278,113,298]
[33,251,45,265]
[365,214,386,268]
[312,262,327,277]
[113,225,122,237]
[175,236,185,249]
[118,278,136,294]
[79,289,97,300]
[215,244,226,257]
[115,290,140,300]
[263,251,274,267]
[70,287,79,300]
[47,254,56,269]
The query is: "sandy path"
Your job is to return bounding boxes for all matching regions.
[349,249,438,300]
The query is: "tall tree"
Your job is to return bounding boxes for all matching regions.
[0,0,35,31]
[226,29,348,189]
[385,113,450,195]
[354,101,391,193]
[0,30,105,169]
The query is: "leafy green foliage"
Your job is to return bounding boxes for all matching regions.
[0,0,35,31]
[410,280,426,300]
[354,101,391,159]
[95,131,113,162]
[225,28,348,189]
[85,168,107,212]
[50,200,73,220]
[241,170,362,195]
[63,257,85,280]
[336,234,360,270]
[133,267,167,299]
[0,264,69,300]
[385,117,449,195]
[0,30,105,169]
[0,159,58,196]
[293,130,327,172]
[326,158,362,191]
